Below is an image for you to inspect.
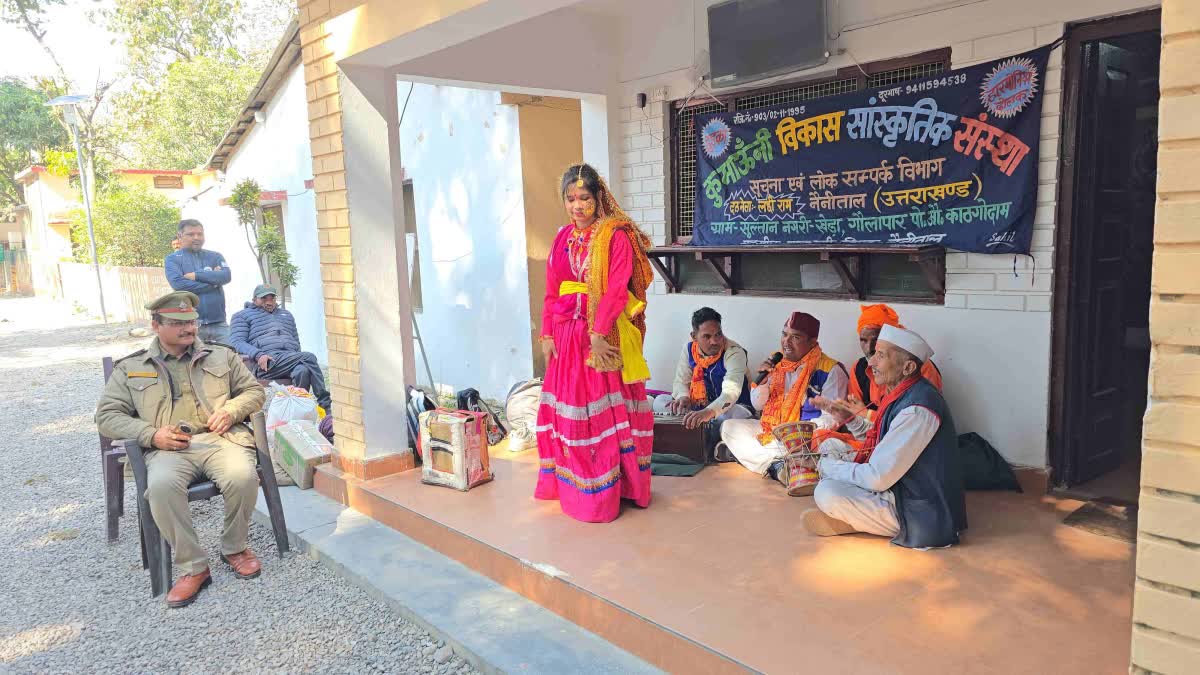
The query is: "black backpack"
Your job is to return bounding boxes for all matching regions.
[455,388,507,446]
[406,386,436,453]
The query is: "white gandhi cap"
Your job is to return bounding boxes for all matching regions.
[878,324,934,363]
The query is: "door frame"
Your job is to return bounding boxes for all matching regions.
[1048,8,1161,488]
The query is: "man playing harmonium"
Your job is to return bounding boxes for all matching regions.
[652,307,753,430]
[717,311,847,483]
[803,325,966,549]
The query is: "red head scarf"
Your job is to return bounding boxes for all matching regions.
[785,312,820,338]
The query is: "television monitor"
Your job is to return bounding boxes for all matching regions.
[708,0,829,88]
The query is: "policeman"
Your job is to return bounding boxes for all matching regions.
[96,291,266,608]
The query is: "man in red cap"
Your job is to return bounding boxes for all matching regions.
[717,311,847,484]
[848,304,942,420]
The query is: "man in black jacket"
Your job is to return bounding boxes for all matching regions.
[230,285,331,410]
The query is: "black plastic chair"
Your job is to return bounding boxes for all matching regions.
[118,410,289,597]
[100,356,128,543]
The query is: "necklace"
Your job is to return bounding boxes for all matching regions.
[567,224,593,281]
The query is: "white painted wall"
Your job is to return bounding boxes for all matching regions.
[20,172,75,297]
[602,0,1161,468]
[397,82,535,401]
[379,0,1158,465]
[182,65,328,364]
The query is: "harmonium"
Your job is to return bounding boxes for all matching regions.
[652,412,711,465]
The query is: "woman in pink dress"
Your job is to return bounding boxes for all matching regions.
[534,163,655,523]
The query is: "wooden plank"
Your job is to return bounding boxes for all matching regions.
[699,254,734,294]
[915,257,946,296]
[830,256,863,299]
[647,255,678,292]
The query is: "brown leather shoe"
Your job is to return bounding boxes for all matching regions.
[166,569,211,608]
[221,549,262,579]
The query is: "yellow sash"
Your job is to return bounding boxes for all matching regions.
[558,280,649,384]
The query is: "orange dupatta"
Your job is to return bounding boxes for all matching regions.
[689,343,722,405]
[756,345,828,444]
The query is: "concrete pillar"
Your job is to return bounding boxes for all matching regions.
[331,64,418,478]
[580,94,621,196]
[1131,2,1200,671]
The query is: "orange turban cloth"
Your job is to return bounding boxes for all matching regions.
[857,303,902,334]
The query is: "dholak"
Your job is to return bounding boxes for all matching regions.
[653,414,708,465]
[773,421,819,497]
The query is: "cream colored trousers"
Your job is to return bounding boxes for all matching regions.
[144,433,258,575]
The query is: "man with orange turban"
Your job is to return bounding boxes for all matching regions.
[848,304,942,419]
[717,311,847,482]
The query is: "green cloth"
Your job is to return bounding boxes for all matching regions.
[650,453,704,477]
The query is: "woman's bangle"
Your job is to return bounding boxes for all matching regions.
[539,335,554,343]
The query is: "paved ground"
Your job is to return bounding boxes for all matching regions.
[0,297,478,674]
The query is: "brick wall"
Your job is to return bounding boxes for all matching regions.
[297,0,368,459]
[618,23,1065,310]
[1131,2,1200,671]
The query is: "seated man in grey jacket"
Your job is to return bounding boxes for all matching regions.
[230,285,331,410]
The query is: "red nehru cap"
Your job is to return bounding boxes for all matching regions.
[785,312,820,338]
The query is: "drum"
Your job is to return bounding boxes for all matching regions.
[773,421,820,497]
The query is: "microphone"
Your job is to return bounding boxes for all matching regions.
[753,352,783,385]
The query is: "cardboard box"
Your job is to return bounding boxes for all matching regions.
[418,409,494,491]
[274,420,333,489]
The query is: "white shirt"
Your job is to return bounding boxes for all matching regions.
[749,354,847,430]
[818,405,941,492]
[671,339,749,415]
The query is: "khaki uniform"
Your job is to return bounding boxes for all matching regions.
[96,338,265,574]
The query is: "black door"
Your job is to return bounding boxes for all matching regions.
[1058,27,1159,486]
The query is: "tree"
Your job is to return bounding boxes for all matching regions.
[0,0,68,83]
[0,77,68,210]
[105,0,292,80]
[68,183,180,267]
[103,0,293,169]
[229,178,299,294]
[111,55,259,169]
[1,0,113,206]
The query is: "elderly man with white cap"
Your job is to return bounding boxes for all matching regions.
[804,324,967,549]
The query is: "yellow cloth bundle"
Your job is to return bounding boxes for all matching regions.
[558,280,649,384]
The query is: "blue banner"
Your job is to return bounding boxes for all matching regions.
[692,46,1050,253]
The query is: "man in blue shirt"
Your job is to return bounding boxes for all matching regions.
[165,219,231,343]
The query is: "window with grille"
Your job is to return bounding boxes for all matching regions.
[673,102,726,243]
[669,48,949,241]
[663,48,950,302]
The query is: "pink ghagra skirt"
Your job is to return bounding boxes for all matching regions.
[534,315,652,523]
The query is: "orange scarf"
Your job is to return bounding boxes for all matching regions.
[689,342,722,405]
[756,345,827,444]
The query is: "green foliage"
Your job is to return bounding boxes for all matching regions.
[0,0,65,30]
[69,183,180,267]
[111,55,260,170]
[105,0,243,76]
[259,206,299,289]
[228,177,260,227]
[42,148,74,175]
[105,0,293,78]
[0,77,68,209]
[228,177,298,289]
